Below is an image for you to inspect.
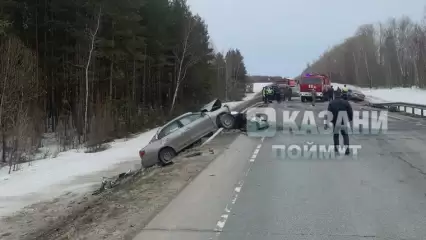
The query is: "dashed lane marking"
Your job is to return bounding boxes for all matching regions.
[214,141,263,235]
[250,144,262,162]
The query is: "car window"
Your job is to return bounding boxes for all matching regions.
[158,121,181,139]
[179,114,201,126]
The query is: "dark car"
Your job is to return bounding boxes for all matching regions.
[271,85,281,102]
[347,89,365,102]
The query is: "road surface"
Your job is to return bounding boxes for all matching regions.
[134,99,426,240]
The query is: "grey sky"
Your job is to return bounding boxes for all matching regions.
[187,0,425,77]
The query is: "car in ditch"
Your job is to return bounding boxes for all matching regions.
[139,99,238,168]
[347,89,365,102]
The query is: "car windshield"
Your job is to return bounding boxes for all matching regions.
[300,77,322,84]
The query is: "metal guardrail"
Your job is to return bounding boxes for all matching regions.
[368,102,426,117]
[231,92,263,112]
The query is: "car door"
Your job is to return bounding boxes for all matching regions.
[178,113,215,145]
[157,120,187,151]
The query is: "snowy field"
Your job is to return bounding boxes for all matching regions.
[0,87,264,218]
[333,83,426,116]
[0,128,159,217]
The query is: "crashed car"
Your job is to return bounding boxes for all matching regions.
[347,89,365,102]
[139,99,238,168]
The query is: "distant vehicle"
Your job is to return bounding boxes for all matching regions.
[299,73,331,102]
[273,79,293,100]
[287,78,299,97]
[139,99,236,168]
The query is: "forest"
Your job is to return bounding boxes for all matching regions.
[301,12,426,88]
[0,0,248,167]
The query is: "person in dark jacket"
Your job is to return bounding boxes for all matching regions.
[328,86,334,101]
[327,92,353,154]
[335,87,342,98]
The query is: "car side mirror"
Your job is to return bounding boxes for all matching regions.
[201,110,207,117]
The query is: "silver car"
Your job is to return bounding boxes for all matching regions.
[139,99,236,168]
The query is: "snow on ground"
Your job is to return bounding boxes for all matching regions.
[0,128,158,217]
[333,82,426,116]
[0,98,253,218]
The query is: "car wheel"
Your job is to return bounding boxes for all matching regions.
[158,147,176,165]
[217,113,235,129]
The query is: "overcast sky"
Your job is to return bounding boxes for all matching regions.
[186,0,425,77]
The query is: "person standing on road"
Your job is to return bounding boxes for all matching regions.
[335,87,342,98]
[311,88,316,106]
[327,92,353,155]
[287,87,292,101]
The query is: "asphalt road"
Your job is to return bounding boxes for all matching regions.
[134,99,426,240]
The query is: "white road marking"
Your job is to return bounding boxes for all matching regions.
[201,128,224,147]
[215,141,262,235]
[214,180,244,233]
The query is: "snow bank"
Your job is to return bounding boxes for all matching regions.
[333,83,426,104]
[333,83,426,116]
[0,128,158,217]
[361,87,426,105]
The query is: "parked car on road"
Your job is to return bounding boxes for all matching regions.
[139,99,237,168]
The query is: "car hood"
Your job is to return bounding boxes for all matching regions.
[200,99,222,112]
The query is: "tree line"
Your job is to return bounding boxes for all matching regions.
[300,11,426,88]
[0,0,248,170]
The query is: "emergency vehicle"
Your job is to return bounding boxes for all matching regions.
[286,78,299,96]
[299,73,331,102]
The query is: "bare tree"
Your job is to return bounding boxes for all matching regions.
[0,36,40,170]
[170,17,200,114]
[84,6,102,141]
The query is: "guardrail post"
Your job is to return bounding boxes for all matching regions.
[422,109,424,116]
[412,107,415,115]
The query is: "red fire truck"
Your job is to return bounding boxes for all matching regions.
[299,73,331,102]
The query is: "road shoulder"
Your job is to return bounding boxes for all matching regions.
[133,133,260,240]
